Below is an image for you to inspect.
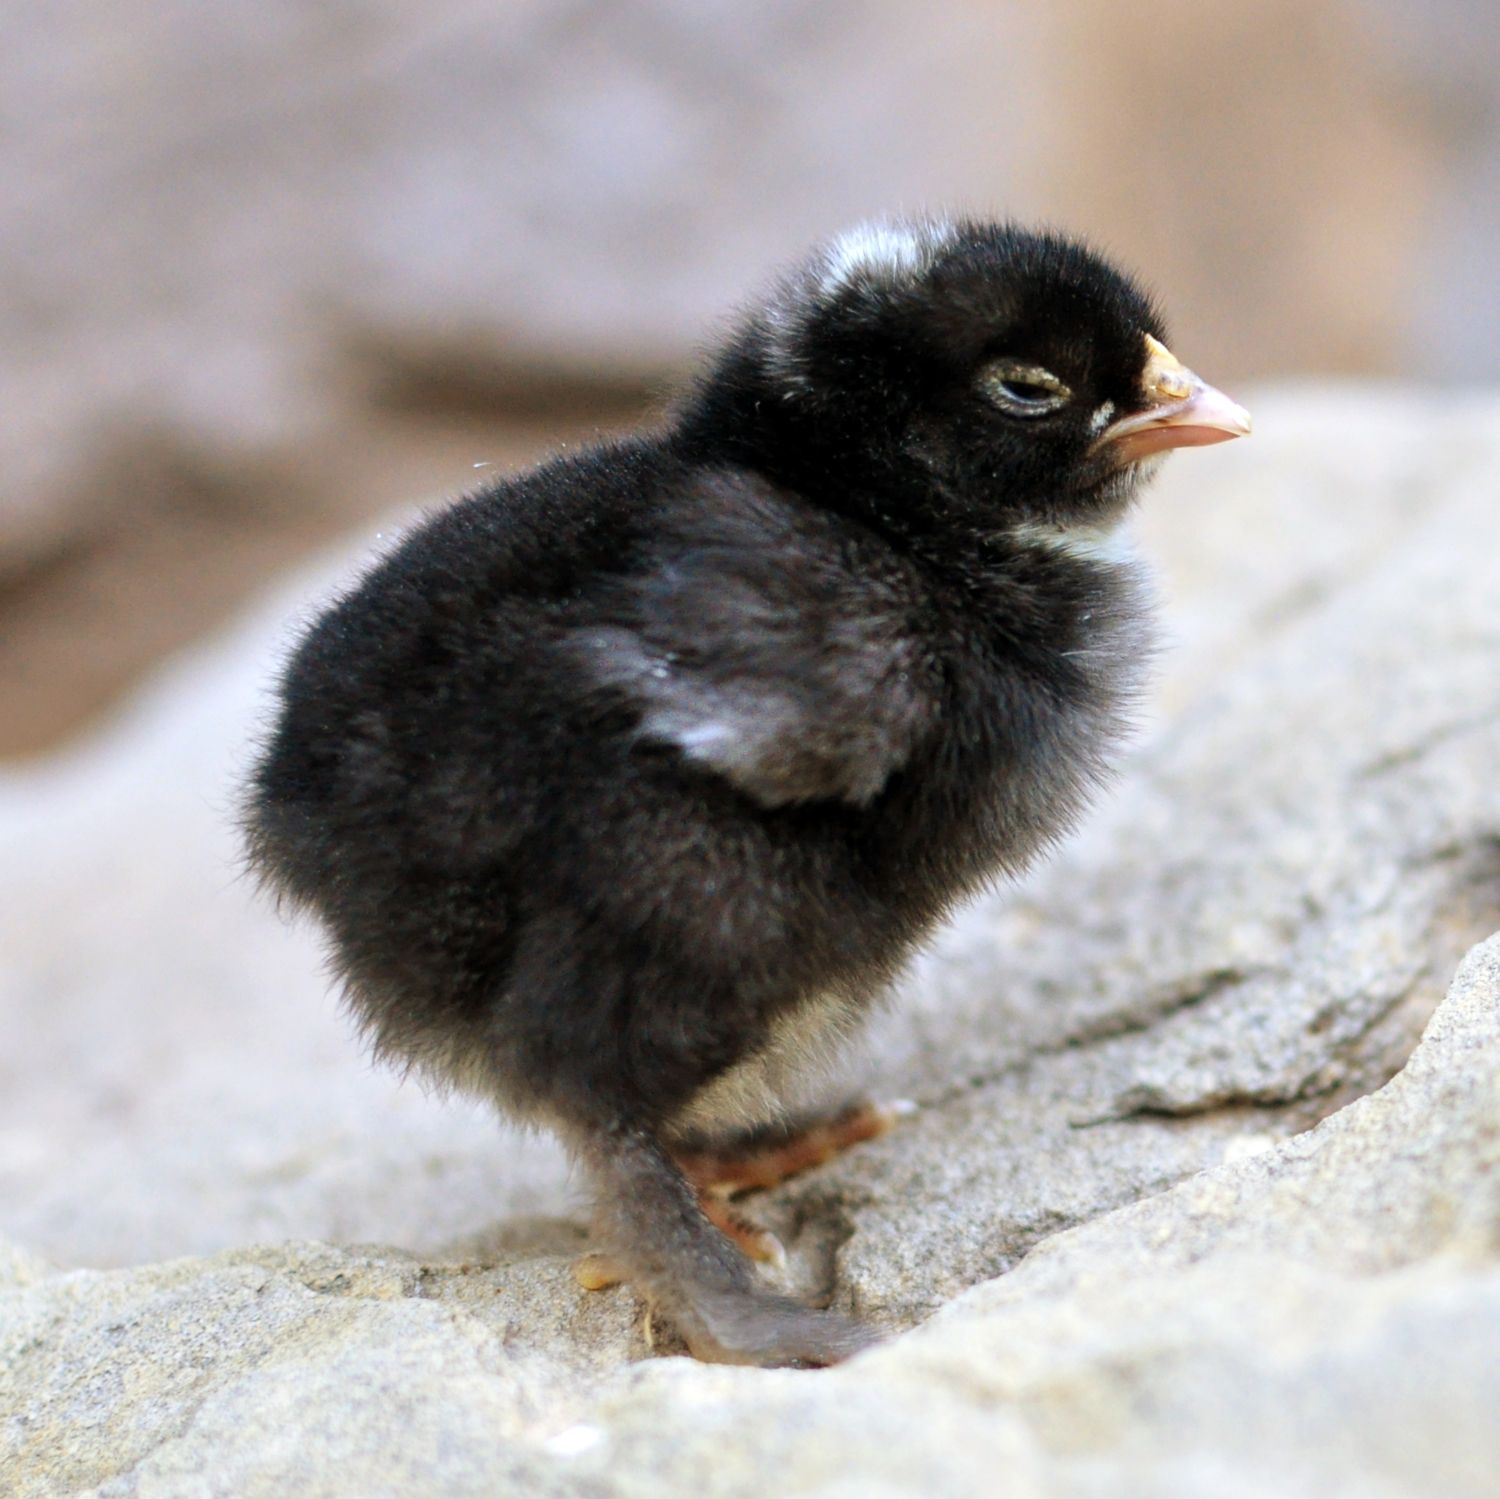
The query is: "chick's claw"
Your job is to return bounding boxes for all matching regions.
[574,1196,784,1296]
[573,1251,626,1292]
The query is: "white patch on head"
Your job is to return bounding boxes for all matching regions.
[819,221,949,296]
[763,218,955,393]
[1089,400,1117,435]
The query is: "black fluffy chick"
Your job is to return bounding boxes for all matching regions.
[245,218,1250,1367]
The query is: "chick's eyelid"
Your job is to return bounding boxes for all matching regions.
[980,357,1072,416]
[987,357,1064,387]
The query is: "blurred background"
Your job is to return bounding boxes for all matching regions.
[3,0,1497,759]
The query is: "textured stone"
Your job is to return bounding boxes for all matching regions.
[3,389,1500,1494]
[0,1236,50,1291]
[550,932,1500,1499]
[3,940,1497,1497]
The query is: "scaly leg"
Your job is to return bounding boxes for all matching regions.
[569,1117,880,1366]
[675,1099,914,1197]
[575,1099,913,1292]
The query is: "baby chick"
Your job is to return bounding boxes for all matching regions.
[245,219,1250,1367]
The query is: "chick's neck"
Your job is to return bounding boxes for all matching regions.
[672,358,1008,573]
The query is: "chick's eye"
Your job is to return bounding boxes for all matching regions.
[981,359,1071,417]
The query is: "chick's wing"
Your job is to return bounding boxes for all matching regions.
[572,469,936,809]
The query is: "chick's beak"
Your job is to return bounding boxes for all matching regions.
[1094,334,1252,465]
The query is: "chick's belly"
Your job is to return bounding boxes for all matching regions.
[667,988,862,1138]
[551,751,887,959]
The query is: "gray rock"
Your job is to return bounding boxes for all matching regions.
[0,1235,50,1291]
[549,931,1500,1499]
[3,388,1500,1494]
[3,939,1497,1497]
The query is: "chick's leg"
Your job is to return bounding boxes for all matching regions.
[575,1099,911,1292]
[568,1116,879,1367]
[575,1192,782,1291]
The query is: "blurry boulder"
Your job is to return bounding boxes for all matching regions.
[0,1,1448,574]
[2,0,1469,753]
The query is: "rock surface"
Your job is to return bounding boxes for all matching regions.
[3,388,1500,1494]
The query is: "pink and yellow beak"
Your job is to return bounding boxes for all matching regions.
[1094,334,1252,465]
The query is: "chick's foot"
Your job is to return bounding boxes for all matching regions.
[674,1098,915,1197]
[573,1190,785,1292]
[573,1099,912,1294]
